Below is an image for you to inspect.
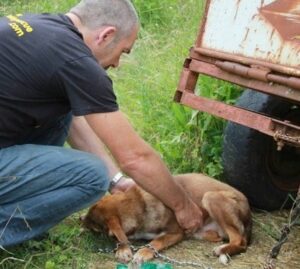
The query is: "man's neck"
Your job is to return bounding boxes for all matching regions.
[65,12,83,31]
[65,12,95,54]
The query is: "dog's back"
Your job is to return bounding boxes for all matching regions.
[174,173,246,201]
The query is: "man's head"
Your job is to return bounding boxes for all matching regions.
[68,0,139,69]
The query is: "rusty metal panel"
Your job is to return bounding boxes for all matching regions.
[197,0,300,77]
[188,59,300,102]
[179,91,300,147]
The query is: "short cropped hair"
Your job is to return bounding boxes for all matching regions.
[70,0,139,39]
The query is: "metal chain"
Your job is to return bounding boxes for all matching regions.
[98,246,116,254]
[144,244,213,269]
[264,186,300,269]
[98,243,213,268]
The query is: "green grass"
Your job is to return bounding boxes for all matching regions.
[111,0,241,176]
[0,212,117,268]
[0,0,242,268]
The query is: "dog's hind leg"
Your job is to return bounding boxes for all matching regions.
[202,191,247,264]
[212,226,247,265]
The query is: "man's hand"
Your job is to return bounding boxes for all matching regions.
[174,197,203,235]
[110,176,136,194]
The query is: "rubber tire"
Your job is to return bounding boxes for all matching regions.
[222,89,300,210]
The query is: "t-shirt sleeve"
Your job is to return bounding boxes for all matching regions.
[53,56,119,116]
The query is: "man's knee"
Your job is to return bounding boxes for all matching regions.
[0,145,110,204]
[73,153,110,194]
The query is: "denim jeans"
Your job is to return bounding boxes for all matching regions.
[0,113,109,248]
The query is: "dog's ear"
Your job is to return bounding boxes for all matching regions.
[88,205,105,225]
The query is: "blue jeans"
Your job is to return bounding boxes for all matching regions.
[0,113,109,248]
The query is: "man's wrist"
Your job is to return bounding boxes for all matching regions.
[109,172,124,191]
[172,190,190,212]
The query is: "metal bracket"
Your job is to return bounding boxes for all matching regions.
[272,120,300,150]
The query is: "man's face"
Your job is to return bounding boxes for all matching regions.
[96,26,138,69]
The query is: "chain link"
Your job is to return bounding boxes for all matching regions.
[144,244,213,268]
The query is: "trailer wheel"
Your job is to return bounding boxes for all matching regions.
[222,90,300,210]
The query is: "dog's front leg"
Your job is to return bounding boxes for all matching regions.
[106,217,133,263]
[133,232,184,264]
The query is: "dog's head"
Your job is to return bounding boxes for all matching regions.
[80,193,122,234]
[80,203,109,233]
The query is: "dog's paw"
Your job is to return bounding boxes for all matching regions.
[132,247,155,264]
[213,246,230,265]
[219,254,230,265]
[115,245,133,264]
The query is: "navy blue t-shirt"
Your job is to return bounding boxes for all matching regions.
[0,13,118,148]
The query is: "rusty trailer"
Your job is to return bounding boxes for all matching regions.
[175,0,300,210]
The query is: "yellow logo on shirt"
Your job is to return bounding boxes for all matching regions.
[6,14,33,37]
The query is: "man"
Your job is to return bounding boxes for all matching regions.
[0,0,202,248]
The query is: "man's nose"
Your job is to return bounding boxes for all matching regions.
[112,58,120,68]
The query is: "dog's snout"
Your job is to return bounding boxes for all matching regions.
[79,215,86,222]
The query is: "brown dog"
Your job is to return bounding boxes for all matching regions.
[81,173,252,265]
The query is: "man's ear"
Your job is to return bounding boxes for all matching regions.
[97,26,117,45]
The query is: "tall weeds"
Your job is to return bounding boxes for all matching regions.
[113,0,242,177]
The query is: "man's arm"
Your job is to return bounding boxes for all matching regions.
[68,116,136,192]
[84,111,203,233]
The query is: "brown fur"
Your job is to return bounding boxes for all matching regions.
[81,173,252,264]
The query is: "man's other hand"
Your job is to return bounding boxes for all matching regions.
[174,198,203,235]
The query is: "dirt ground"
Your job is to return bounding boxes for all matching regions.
[88,210,300,269]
